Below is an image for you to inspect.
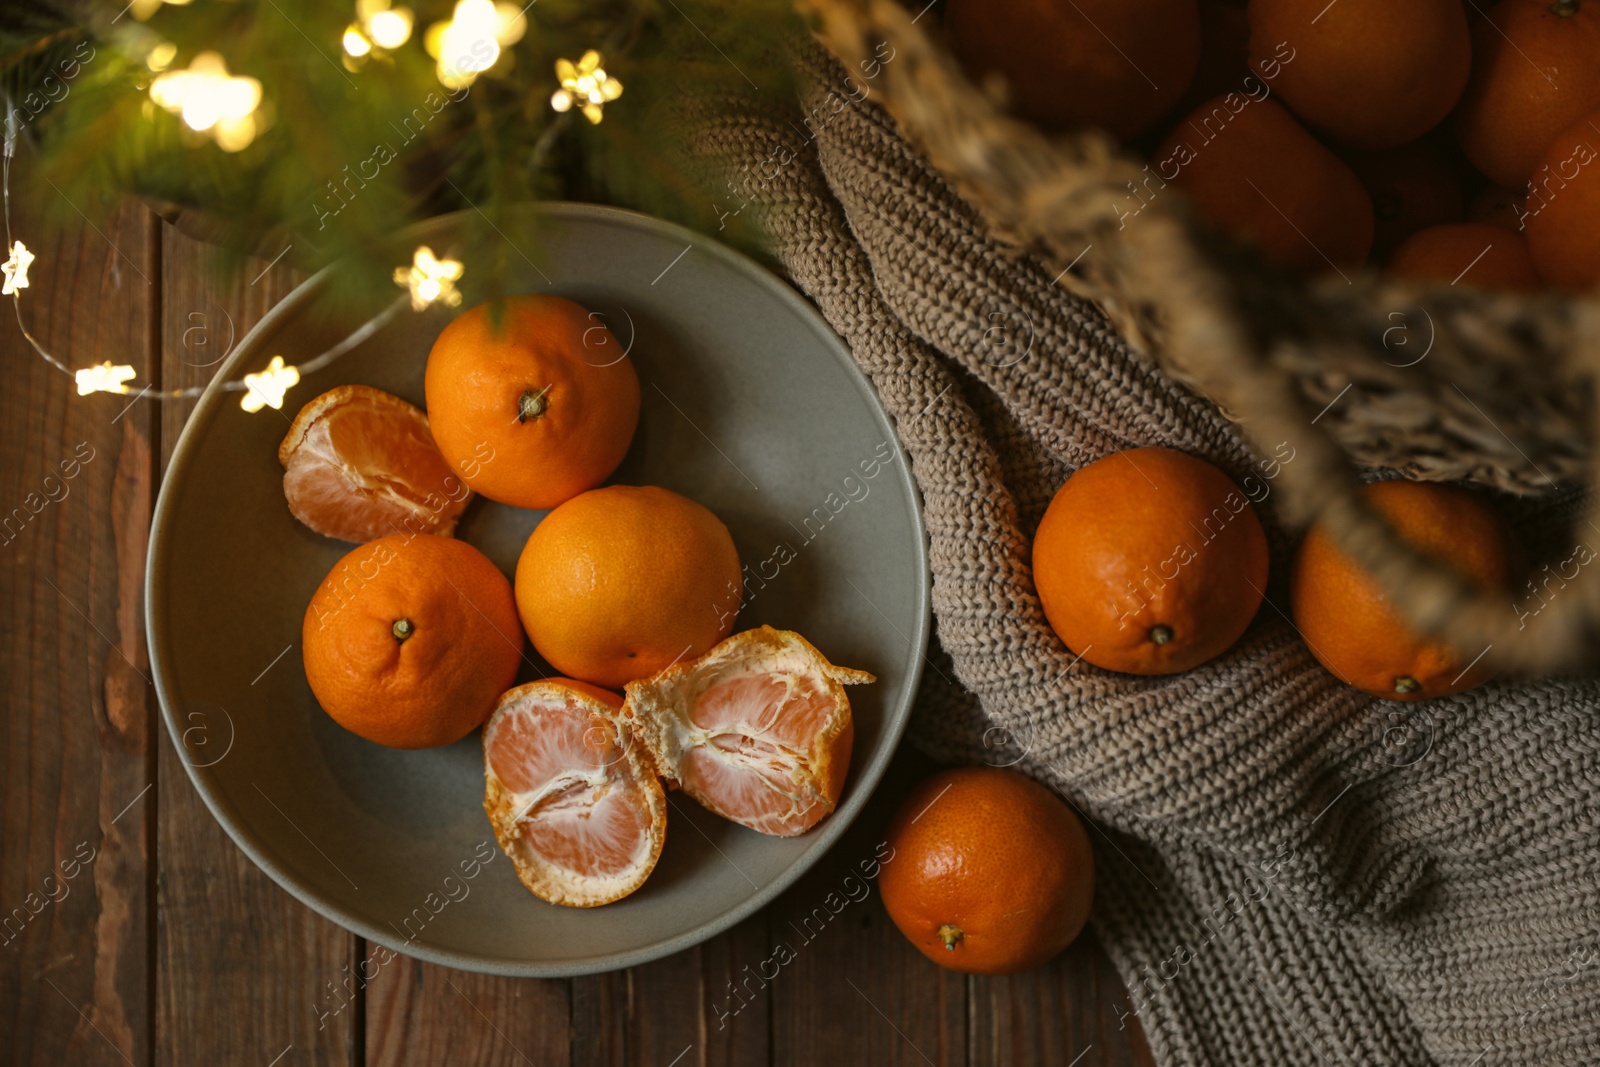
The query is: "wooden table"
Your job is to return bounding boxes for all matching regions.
[0,174,1155,1065]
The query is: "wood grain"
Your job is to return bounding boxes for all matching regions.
[968,935,1156,1067]
[153,227,356,1066]
[771,750,966,1067]
[365,952,571,1067]
[0,171,157,1066]
[2,183,1163,1065]
[630,915,772,1067]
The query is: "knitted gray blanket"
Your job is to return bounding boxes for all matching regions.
[689,43,1600,1067]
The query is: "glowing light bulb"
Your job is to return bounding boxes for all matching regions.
[551,51,621,124]
[146,42,178,72]
[425,0,526,88]
[367,8,413,49]
[343,26,373,57]
[241,355,300,412]
[149,51,262,152]
[393,246,464,311]
[2,241,34,295]
[75,362,137,396]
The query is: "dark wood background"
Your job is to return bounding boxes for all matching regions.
[0,168,1154,1065]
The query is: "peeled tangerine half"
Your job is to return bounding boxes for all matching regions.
[483,679,667,907]
[624,627,875,837]
[279,384,470,543]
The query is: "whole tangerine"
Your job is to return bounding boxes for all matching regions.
[946,0,1202,141]
[302,533,523,748]
[1289,480,1515,700]
[1032,447,1270,675]
[1247,0,1471,149]
[1388,222,1542,291]
[515,485,742,690]
[1454,0,1600,188]
[425,295,640,510]
[1524,106,1600,289]
[880,767,1095,975]
[1155,96,1374,272]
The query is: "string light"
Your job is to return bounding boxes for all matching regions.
[394,246,464,311]
[241,356,300,412]
[550,51,622,125]
[2,240,33,295]
[343,28,373,59]
[0,92,444,414]
[146,42,178,73]
[130,0,192,19]
[75,362,138,396]
[149,52,262,152]
[344,0,414,67]
[424,0,526,89]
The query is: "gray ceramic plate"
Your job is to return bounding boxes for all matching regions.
[146,203,929,976]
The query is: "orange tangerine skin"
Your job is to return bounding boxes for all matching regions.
[1031,447,1269,675]
[1525,106,1600,290]
[1156,97,1375,273]
[1454,0,1600,188]
[880,767,1095,975]
[946,0,1201,141]
[1247,0,1471,150]
[1289,481,1515,701]
[1388,222,1542,292]
[302,533,523,748]
[515,485,742,690]
[424,295,640,510]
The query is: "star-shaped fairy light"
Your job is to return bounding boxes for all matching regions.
[550,51,622,125]
[424,0,526,89]
[75,361,137,396]
[2,240,34,295]
[394,246,464,311]
[149,51,263,152]
[241,355,300,412]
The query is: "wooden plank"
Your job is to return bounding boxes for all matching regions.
[364,951,571,1067]
[570,969,626,1067]
[624,914,771,1067]
[968,934,1156,1067]
[0,174,157,1063]
[153,228,357,1065]
[771,749,966,1067]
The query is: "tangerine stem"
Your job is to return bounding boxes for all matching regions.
[1394,675,1419,695]
[938,923,964,950]
[1553,0,1580,16]
[1149,624,1174,646]
[518,385,552,422]
[393,618,414,642]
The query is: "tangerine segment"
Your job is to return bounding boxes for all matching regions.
[279,385,470,543]
[624,627,874,837]
[483,679,666,908]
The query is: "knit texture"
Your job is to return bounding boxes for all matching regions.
[688,44,1600,1067]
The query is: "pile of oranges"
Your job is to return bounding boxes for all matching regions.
[880,449,1519,977]
[947,0,1600,290]
[283,294,873,908]
[880,2,1575,982]
[1030,446,1516,701]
